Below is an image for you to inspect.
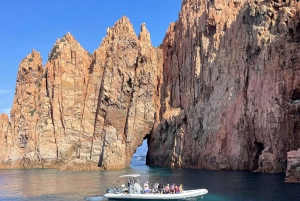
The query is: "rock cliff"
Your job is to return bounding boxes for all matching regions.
[0,17,162,170]
[148,0,300,175]
[0,0,300,179]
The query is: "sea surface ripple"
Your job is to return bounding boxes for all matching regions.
[0,156,299,201]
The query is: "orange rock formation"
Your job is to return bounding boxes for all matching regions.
[0,0,300,182]
[0,17,162,170]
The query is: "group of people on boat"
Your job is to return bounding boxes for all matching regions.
[143,181,183,194]
[105,174,208,199]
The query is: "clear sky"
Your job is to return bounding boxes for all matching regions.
[134,139,148,156]
[0,0,181,116]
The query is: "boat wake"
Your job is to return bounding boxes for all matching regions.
[182,197,200,200]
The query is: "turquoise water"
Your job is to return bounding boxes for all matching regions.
[0,157,299,201]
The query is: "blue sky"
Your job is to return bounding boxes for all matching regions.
[0,0,181,116]
[134,139,148,156]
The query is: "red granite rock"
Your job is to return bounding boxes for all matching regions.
[285,149,300,182]
[148,0,300,174]
[1,0,300,174]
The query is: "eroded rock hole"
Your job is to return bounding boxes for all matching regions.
[289,28,294,41]
[207,20,216,36]
[291,89,300,101]
[253,141,264,170]
[127,77,133,88]
[131,138,148,167]
[242,16,246,24]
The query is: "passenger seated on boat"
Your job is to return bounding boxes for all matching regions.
[179,184,183,193]
[175,185,179,194]
[158,182,162,194]
[170,183,175,194]
[144,181,149,194]
[151,183,155,193]
[164,184,170,194]
[123,188,129,194]
[153,182,159,193]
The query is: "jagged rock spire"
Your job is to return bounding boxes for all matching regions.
[138,23,151,44]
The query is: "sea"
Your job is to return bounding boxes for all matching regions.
[0,156,299,201]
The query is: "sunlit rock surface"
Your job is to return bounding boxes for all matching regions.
[0,17,162,170]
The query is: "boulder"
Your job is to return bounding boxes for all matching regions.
[285,149,300,183]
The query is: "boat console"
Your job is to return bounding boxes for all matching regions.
[106,174,143,195]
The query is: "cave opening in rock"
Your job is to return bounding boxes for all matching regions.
[253,141,264,170]
[291,89,300,100]
[130,138,148,166]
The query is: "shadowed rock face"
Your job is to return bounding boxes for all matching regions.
[147,0,300,174]
[0,17,162,170]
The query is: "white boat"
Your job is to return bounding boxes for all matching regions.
[136,156,146,161]
[104,174,208,200]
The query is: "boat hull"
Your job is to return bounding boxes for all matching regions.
[104,189,208,200]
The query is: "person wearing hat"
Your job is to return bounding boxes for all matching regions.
[144,181,149,194]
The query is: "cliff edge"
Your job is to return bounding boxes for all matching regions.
[148,0,300,176]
